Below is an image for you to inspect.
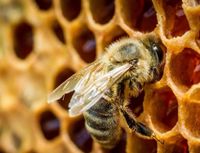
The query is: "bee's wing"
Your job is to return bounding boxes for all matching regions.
[47,60,101,103]
[68,63,104,108]
[68,63,132,116]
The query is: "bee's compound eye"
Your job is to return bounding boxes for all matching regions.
[152,44,163,63]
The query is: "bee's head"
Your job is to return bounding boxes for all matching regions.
[107,37,164,82]
[141,37,165,82]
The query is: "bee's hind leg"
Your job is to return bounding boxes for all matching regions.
[119,104,164,144]
[115,81,163,143]
[135,121,164,144]
[119,106,137,131]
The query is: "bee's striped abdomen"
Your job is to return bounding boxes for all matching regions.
[83,98,121,149]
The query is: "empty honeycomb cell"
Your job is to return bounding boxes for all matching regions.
[60,0,81,21]
[39,110,60,140]
[89,0,115,24]
[54,68,75,109]
[173,140,189,153]
[68,119,93,153]
[181,101,200,138]
[72,27,96,63]
[163,0,190,37]
[128,91,145,117]
[128,135,157,153]
[13,21,34,59]
[51,21,66,44]
[163,139,189,153]
[102,26,128,49]
[34,0,52,10]
[119,0,142,29]
[119,0,157,32]
[148,87,178,132]
[170,49,200,89]
[134,0,157,32]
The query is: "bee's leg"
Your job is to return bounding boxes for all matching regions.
[114,79,163,143]
[119,106,137,131]
[119,105,164,144]
[135,121,164,144]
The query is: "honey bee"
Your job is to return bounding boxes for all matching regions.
[48,36,164,149]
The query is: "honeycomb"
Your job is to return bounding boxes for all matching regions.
[0,0,200,153]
